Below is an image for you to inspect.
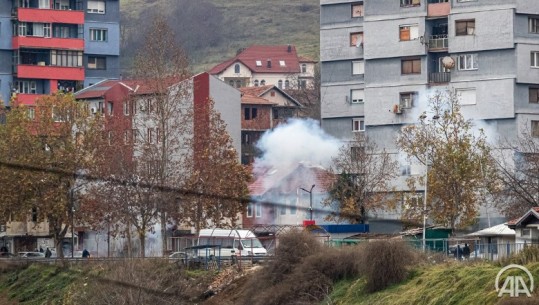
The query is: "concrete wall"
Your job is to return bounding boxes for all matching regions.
[84,55,120,87]
[209,75,242,162]
[321,60,364,83]
[84,22,120,56]
[516,44,539,84]
[321,83,364,118]
[321,26,364,62]
[363,18,426,60]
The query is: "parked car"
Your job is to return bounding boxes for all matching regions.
[18,252,45,258]
[0,252,16,258]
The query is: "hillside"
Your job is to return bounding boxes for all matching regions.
[120,0,320,73]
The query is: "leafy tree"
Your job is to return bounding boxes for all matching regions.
[397,90,496,231]
[0,93,104,258]
[181,98,251,234]
[285,64,321,121]
[323,133,398,224]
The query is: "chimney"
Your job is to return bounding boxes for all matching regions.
[267,59,272,68]
[287,44,292,53]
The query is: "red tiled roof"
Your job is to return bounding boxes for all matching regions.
[74,80,122,99]
[248,163,336,197]
[208,45,301,75]
[507,207,539,227]
[241,94,275,105]
[240,85,274,96]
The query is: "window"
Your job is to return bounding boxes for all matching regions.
[39,0,50,9]
[246,203,253,217]
[43,23,51,37]
[279,60,286,67]
[400,24,419,41]
[522,229,531,236]
[254,80,259,86]
[529,18,539,34]
[87,56,106,69]
[300,80,307,89]
[107,101,113,115]
[455,88,476,105]
[147,128,154,144]
[457,54,478,70]
[285,80,290,89]
[54,0,70,9]
[352,60,364,75]
[350,89,364,104]
[90,28,107,41]
[278,80,283,89]
[301,63,307,73]
[244,107,258,120]
[351,146,365,161]
[123,101,129,116]
[280,200,287,215]
[15,81,37,94]
[531,51,539,68]
[156,128,161,143]
[235,80,241,88]
[401,0,420,7]
[350,32,363,47]
[260,80,266,85]
[352,118,365,132]
[529,87,539,103]
[352,3,363,17]
[456,20,475,36]
[401,58,421,74]
[123,130,129,145]
[132,129,138,144]
[532,121,539,138]
[27,108,35,120]
[87,0,105,14]
[400,92,417,108]
[51,50,83,67]
[400,163,411,176]
[234,63,240,73]
[255,202,262,217]
[256,60,262,66]
[17,22,27,36]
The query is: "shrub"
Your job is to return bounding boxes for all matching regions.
[502,245,539,266]
[362,240,417,293]
[496,297,539,305]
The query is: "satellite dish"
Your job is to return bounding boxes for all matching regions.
[441,56,455,69]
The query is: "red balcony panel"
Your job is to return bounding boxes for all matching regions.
[17,65,84,81]
[12,36,84,50]
[427,2,450,17]
[14,93,46,106]
[17,8,84,25]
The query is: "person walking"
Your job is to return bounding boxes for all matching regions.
[462,243,471,260]
[82,249,90,259]
[45,248,52,258]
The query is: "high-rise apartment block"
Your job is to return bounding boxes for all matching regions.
[321,0,539,227]
[0,0,120,106]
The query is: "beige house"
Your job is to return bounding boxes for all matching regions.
[208,45,316,89]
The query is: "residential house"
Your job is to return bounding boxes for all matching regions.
[208,45,316,89]
[508,207,539,245]
[1,0,120,106]
[467,223,516,260]
[239,85,303,164]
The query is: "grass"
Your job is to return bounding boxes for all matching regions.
[119,0,320,73]
[0,264,80,304]
[329,262,539,305]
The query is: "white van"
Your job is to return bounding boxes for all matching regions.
[197,228,267,259]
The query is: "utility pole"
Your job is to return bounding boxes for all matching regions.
[300,185,315,221]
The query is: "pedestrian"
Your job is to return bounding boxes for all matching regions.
[463,243,470,260]
[455,245,462,260]
[82,249,90,259]
[45,248,52,258]
[39,246,44,253]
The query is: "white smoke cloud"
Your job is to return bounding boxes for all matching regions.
[254,118,342,172]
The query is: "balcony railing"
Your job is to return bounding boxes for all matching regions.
[429,34,448,50]
[429,72,451,83]
[427,0,448,3]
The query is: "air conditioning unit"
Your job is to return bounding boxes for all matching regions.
[393,104,402,114]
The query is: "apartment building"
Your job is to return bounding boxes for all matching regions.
[0,0,120,106]
[321,0,539,229]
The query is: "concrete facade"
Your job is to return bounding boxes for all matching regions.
[321,0,539,230]
[0,0,120,106]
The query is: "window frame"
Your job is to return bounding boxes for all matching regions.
[87,56,106,70]
[456,19,475,36]
[87,0,105,14]
[301,63,307,73]
[89,28,107,42]
[529,87,539,104]
[234,63,240,74]
[399,92,417,109]
[531,51,539,68]
[350,32,363,47]
[352,60,364,75]
[529,17,539,34]
[351,3,363,17]
[401,58,421,74]
[350,89,364,104]
[457,53,478,71]
[352,118,365,132]
[399,24,419,41]
[400,0,420,8]
[532,120,539,138]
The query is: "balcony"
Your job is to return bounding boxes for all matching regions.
[16,8,84,25]
[429,72,451,84]
[427,0,450,18]
[13,36,84,50]
[14,93,46,106]
[428,34,448,51]
[16,65,84,81]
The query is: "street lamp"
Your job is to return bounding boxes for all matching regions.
[300,185,315,221]
[420,114,439,252]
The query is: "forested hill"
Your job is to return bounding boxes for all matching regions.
[120,0,320,74]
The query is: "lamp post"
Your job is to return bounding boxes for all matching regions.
[300,185,315,221]
[420,114,439,252]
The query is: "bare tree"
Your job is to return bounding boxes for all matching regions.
[323,133,398,224]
